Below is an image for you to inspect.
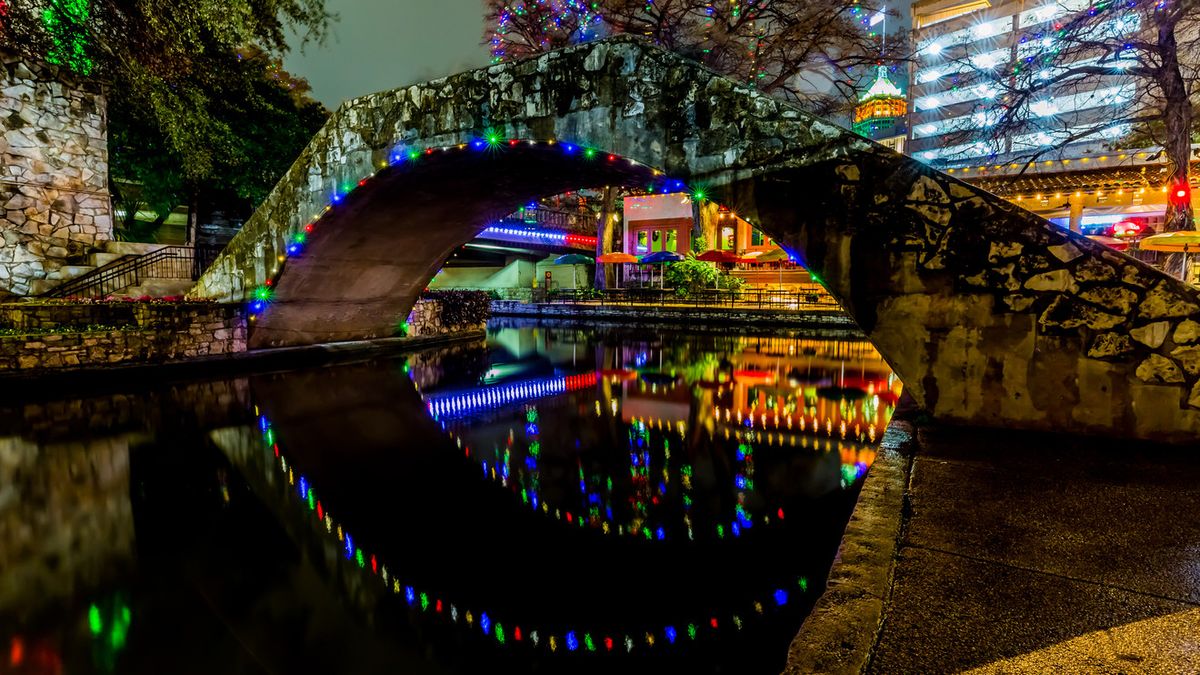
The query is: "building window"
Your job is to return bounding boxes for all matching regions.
[651,229,663,252]
[666,230,677,252]
[636,231,648,253]
[721,227,735,250]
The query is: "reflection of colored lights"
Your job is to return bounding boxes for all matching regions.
[258,405,821,656]
[254,335,902,654]
[426,372,597,418]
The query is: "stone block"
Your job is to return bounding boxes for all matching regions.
[1087,333,1135,359]
[1024,269,1075,292]
[1135,354,1184,384]
[1138,281,1200,320]
[1174,319,1200,345]
[1169,346,1200,377]
[1130,321,1171,349]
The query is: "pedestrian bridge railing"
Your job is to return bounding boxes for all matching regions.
[494,286,844,311]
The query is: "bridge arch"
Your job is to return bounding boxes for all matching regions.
[193,36,1200,443]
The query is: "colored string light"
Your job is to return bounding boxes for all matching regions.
[427,368,888,544]
[246,137,692,318]
[478,225,597,249]
[257,409,817,657]
[425,372,597,418]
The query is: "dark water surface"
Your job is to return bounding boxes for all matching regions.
[0,321,899,674]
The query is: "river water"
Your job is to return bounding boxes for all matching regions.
[0,320,899,674]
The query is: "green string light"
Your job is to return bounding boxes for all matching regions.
[88,604,103,635]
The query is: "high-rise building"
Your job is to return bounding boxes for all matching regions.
[853,65,909,153]
[907,0,1136,166]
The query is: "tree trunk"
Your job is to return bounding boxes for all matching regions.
[1156,6,1193,233]
[186,191,199,245]
[594,186,617,289]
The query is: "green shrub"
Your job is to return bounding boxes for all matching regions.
[664,258,719,295]
[663,257,744,296]
[718,274,745,291]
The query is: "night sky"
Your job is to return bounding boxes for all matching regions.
[285,0,491,109]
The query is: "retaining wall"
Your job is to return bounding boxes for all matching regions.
[0,302,246,371]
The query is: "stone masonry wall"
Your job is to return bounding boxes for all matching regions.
[0,302,246,371]
[1,49,111,296]
[405,298,487,338]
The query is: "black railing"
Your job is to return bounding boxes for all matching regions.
[519,286,843,311]
[193,241,224,280]
[43,246,201,298]
[498,207,596,234]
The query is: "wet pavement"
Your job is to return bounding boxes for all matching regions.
[867,424,1200,674]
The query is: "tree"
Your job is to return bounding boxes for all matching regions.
[1,0,333,181]
[485,0,606,62]
[484,0,903,110]
[107,47,328,241]
[942,0,1200,231]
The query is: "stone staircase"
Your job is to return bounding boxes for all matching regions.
[35,241,198,298]
[118,277,197,299]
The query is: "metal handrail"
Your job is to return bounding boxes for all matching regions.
[532,286,844,311]
[43,245,198,298]
[498,207,597,234]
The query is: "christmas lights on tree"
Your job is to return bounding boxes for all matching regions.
[42,0,93,74]
[488,0,606,63]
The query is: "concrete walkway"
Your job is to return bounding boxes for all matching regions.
[789,417,1200,674]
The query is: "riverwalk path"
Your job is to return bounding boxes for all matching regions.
[789,416,1200,674]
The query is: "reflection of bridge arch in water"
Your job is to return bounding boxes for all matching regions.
[421,337,891,541]
[254,412,813,656]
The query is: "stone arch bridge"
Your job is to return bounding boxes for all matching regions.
[192,36,1200,443]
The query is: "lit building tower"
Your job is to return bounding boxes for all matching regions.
[852,64,908,152]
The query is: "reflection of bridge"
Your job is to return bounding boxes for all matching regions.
[424,372,597,419]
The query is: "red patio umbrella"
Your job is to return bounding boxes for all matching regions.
[1086,235,1130,251]
[696,250,743,264]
